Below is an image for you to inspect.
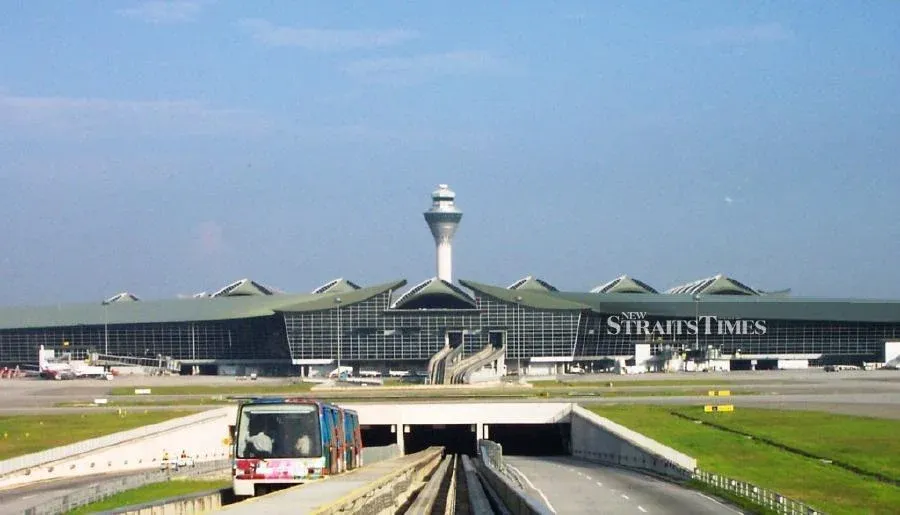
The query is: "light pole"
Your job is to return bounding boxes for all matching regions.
[334,297,342,372]
[101,299,110,355]
[693,293,701,351]
[515,296,523,376]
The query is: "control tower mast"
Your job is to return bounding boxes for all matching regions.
[424,184,462,283]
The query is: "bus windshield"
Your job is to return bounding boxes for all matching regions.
[236,404,322,459]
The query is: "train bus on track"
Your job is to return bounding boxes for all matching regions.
[232,398,362,497]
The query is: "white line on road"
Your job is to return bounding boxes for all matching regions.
[638,506,647,513]
[621,494,630,500]
[695,492,743,515]
[586,475,592,480]
[596,481,603,487]
[507,464,558,515]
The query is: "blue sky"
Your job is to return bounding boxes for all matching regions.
[1,1,899,304]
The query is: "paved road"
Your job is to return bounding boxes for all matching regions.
[0,470,144,514]
[505,456,739,515]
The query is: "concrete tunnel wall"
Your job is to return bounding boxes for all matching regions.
[569,405,697,480]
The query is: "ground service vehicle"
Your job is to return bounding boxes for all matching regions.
[232,398,362,497]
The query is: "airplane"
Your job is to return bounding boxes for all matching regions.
[38,345,112,380]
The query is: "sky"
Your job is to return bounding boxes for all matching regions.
[1,1,899,305]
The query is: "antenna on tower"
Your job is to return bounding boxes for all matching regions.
[423,184,462,282]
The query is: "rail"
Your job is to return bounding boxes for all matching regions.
[22,459,230,515]
[404,454,456,514]
[460,455,494,515]
[0,408,230,477]
[692,470,823,515]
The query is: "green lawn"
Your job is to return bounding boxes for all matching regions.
[67,479,229,514]
[671,407,900,482]
[0,411,195,460]
[588,405,900,515]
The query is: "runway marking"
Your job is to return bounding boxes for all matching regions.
[507,464,557,514]
[638,506,647,513]
[621,494,630,500]
[695,492,742,515]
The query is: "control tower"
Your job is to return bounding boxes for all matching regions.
[424,184,463,283]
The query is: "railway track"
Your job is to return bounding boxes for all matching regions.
[403,453,500,515]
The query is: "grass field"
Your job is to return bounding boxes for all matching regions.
[0,411,195,460]
[67,479,229,515]
[672,407,900,482]
[589,405,900,515]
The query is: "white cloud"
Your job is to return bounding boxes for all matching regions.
[689,23,793,45]
[724,196,734,204]
[0,93,267,138]
[238,19,418,51]
[343,51,502,83]
[118,1,208,23]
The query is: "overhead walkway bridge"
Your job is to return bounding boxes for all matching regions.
[89,353,181,374]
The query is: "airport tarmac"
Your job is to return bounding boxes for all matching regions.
[0,369,898,418]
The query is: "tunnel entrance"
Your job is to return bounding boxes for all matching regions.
[488,423,570,456]
[731,359,753,371]
[404,424,476,455]
[755,359,779,370]
[361,425,396,448]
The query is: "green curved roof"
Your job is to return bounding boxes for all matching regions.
[0,280,406,330]
[591,275,658,294]
[507,276,558,292]
[312,278,362,295]
[461,280,589,311]
[665,274,757,295]
[391,278,476,309]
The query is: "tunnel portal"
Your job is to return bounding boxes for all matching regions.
[404,424,477,455]
[360,425,396,448]
[488,423,570,456]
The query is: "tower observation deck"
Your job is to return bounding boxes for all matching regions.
[424,184,462,283]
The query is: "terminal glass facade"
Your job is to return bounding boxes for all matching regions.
[283,291,581,362]
[0,316,288,365]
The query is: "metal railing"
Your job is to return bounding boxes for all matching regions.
[0,408,230,477]
[693,469,823,515]
[23,459,230,515]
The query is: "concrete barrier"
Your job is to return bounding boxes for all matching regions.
[569,405,696,480]
[0,408,237,489]
[94,487,231,515]
[310,447,444,515]
[360,443,401,466]
[22,461,230,515]
[0,408,234,479]
[475,441,552,515]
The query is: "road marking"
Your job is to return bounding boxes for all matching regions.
[507,464,558,514]
[621,494,630,500]
[586,475,592,480]
[695,492,742,515]
[638,506,647,513]
[596,481,603,487]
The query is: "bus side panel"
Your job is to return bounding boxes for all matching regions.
[320,405,333,475]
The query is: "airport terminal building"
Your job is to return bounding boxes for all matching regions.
[2,185,899,375]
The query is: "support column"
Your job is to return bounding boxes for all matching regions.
[395,423,405,455]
